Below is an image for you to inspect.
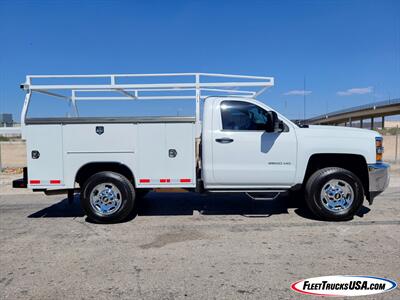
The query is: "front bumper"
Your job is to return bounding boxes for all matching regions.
[367,163,390,203]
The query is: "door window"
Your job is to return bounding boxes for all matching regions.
[220,101,272,131]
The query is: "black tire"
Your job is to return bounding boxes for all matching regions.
[81,171,135,223]
[305,167,364,221]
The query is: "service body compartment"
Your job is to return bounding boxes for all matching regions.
[137,122,196,188]
[26,125,64,188]
[62,123,137,188]
[24,118,196,189]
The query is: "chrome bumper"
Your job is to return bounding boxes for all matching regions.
[367,163,390,202]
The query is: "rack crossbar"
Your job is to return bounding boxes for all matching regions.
[26,81,272,91]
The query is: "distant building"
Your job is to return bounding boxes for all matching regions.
[0,113,13,127]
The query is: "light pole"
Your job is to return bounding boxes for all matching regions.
[303,76,306,120]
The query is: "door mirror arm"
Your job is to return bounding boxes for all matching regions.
[277,120,284,132]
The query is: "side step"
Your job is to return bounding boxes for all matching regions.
[245,191,283,200]
[208,189,287,200]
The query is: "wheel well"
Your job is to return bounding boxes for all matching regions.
[75,162,135,187]
[304,154,369,196]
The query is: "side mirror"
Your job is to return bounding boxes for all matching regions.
[265,111,282,132]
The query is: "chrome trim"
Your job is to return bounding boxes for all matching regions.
[368,163,390,193]
[320,179,354,212]
[89,183,122,216]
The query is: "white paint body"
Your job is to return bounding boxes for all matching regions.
[202,97,378,189]
[26,122,196,189]
[24,97,379,191]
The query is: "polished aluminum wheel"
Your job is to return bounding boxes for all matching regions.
[320,179,354,212]
[89,183,122,216]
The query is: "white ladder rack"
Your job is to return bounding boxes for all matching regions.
[20,72,274,129]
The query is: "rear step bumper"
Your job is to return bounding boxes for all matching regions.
[12,167,28,188]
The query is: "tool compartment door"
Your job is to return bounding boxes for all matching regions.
[26,125,64,188]
[137,123,195,188]
[165,123,196,185]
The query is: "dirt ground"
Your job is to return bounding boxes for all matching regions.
[0,142,26,169]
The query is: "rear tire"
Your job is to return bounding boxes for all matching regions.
[81,171,135,223]
[305,167,364,221]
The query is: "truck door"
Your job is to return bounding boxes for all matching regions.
[211,99,297,187]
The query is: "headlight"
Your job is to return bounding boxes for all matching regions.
[375,137,384,162]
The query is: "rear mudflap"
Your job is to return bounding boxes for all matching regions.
[12,167,28,188]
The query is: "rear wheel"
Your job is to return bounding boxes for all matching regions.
[81,171,135,223]
[305,167,364,221]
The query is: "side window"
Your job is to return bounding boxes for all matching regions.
[220,101,272,131]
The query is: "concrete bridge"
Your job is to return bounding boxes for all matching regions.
[306,98,400,129]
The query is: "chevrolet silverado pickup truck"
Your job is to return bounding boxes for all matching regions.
[13,73,390,223]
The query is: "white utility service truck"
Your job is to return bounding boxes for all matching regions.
[13,73,389,223]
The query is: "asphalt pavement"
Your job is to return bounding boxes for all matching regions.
[0,172,399,299]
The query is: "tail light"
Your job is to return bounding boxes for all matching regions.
[375,137,383,162]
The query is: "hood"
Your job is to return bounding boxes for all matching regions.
[303,125,381,139]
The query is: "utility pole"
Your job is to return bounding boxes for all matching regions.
[303,76,306,121]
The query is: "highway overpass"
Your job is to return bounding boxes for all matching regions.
[306,98,400,128]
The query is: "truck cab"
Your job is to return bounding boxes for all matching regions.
[202,97,297,189]
[13,73,390,223]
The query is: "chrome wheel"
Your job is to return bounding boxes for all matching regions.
[89,183,122,216]
[320,179,354,212]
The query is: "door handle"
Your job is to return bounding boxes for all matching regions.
[215,138,234,144]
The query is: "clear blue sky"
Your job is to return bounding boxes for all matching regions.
[1,0,399,121]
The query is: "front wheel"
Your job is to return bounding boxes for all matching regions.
[81,171,135,223]
[305,167,364,221]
